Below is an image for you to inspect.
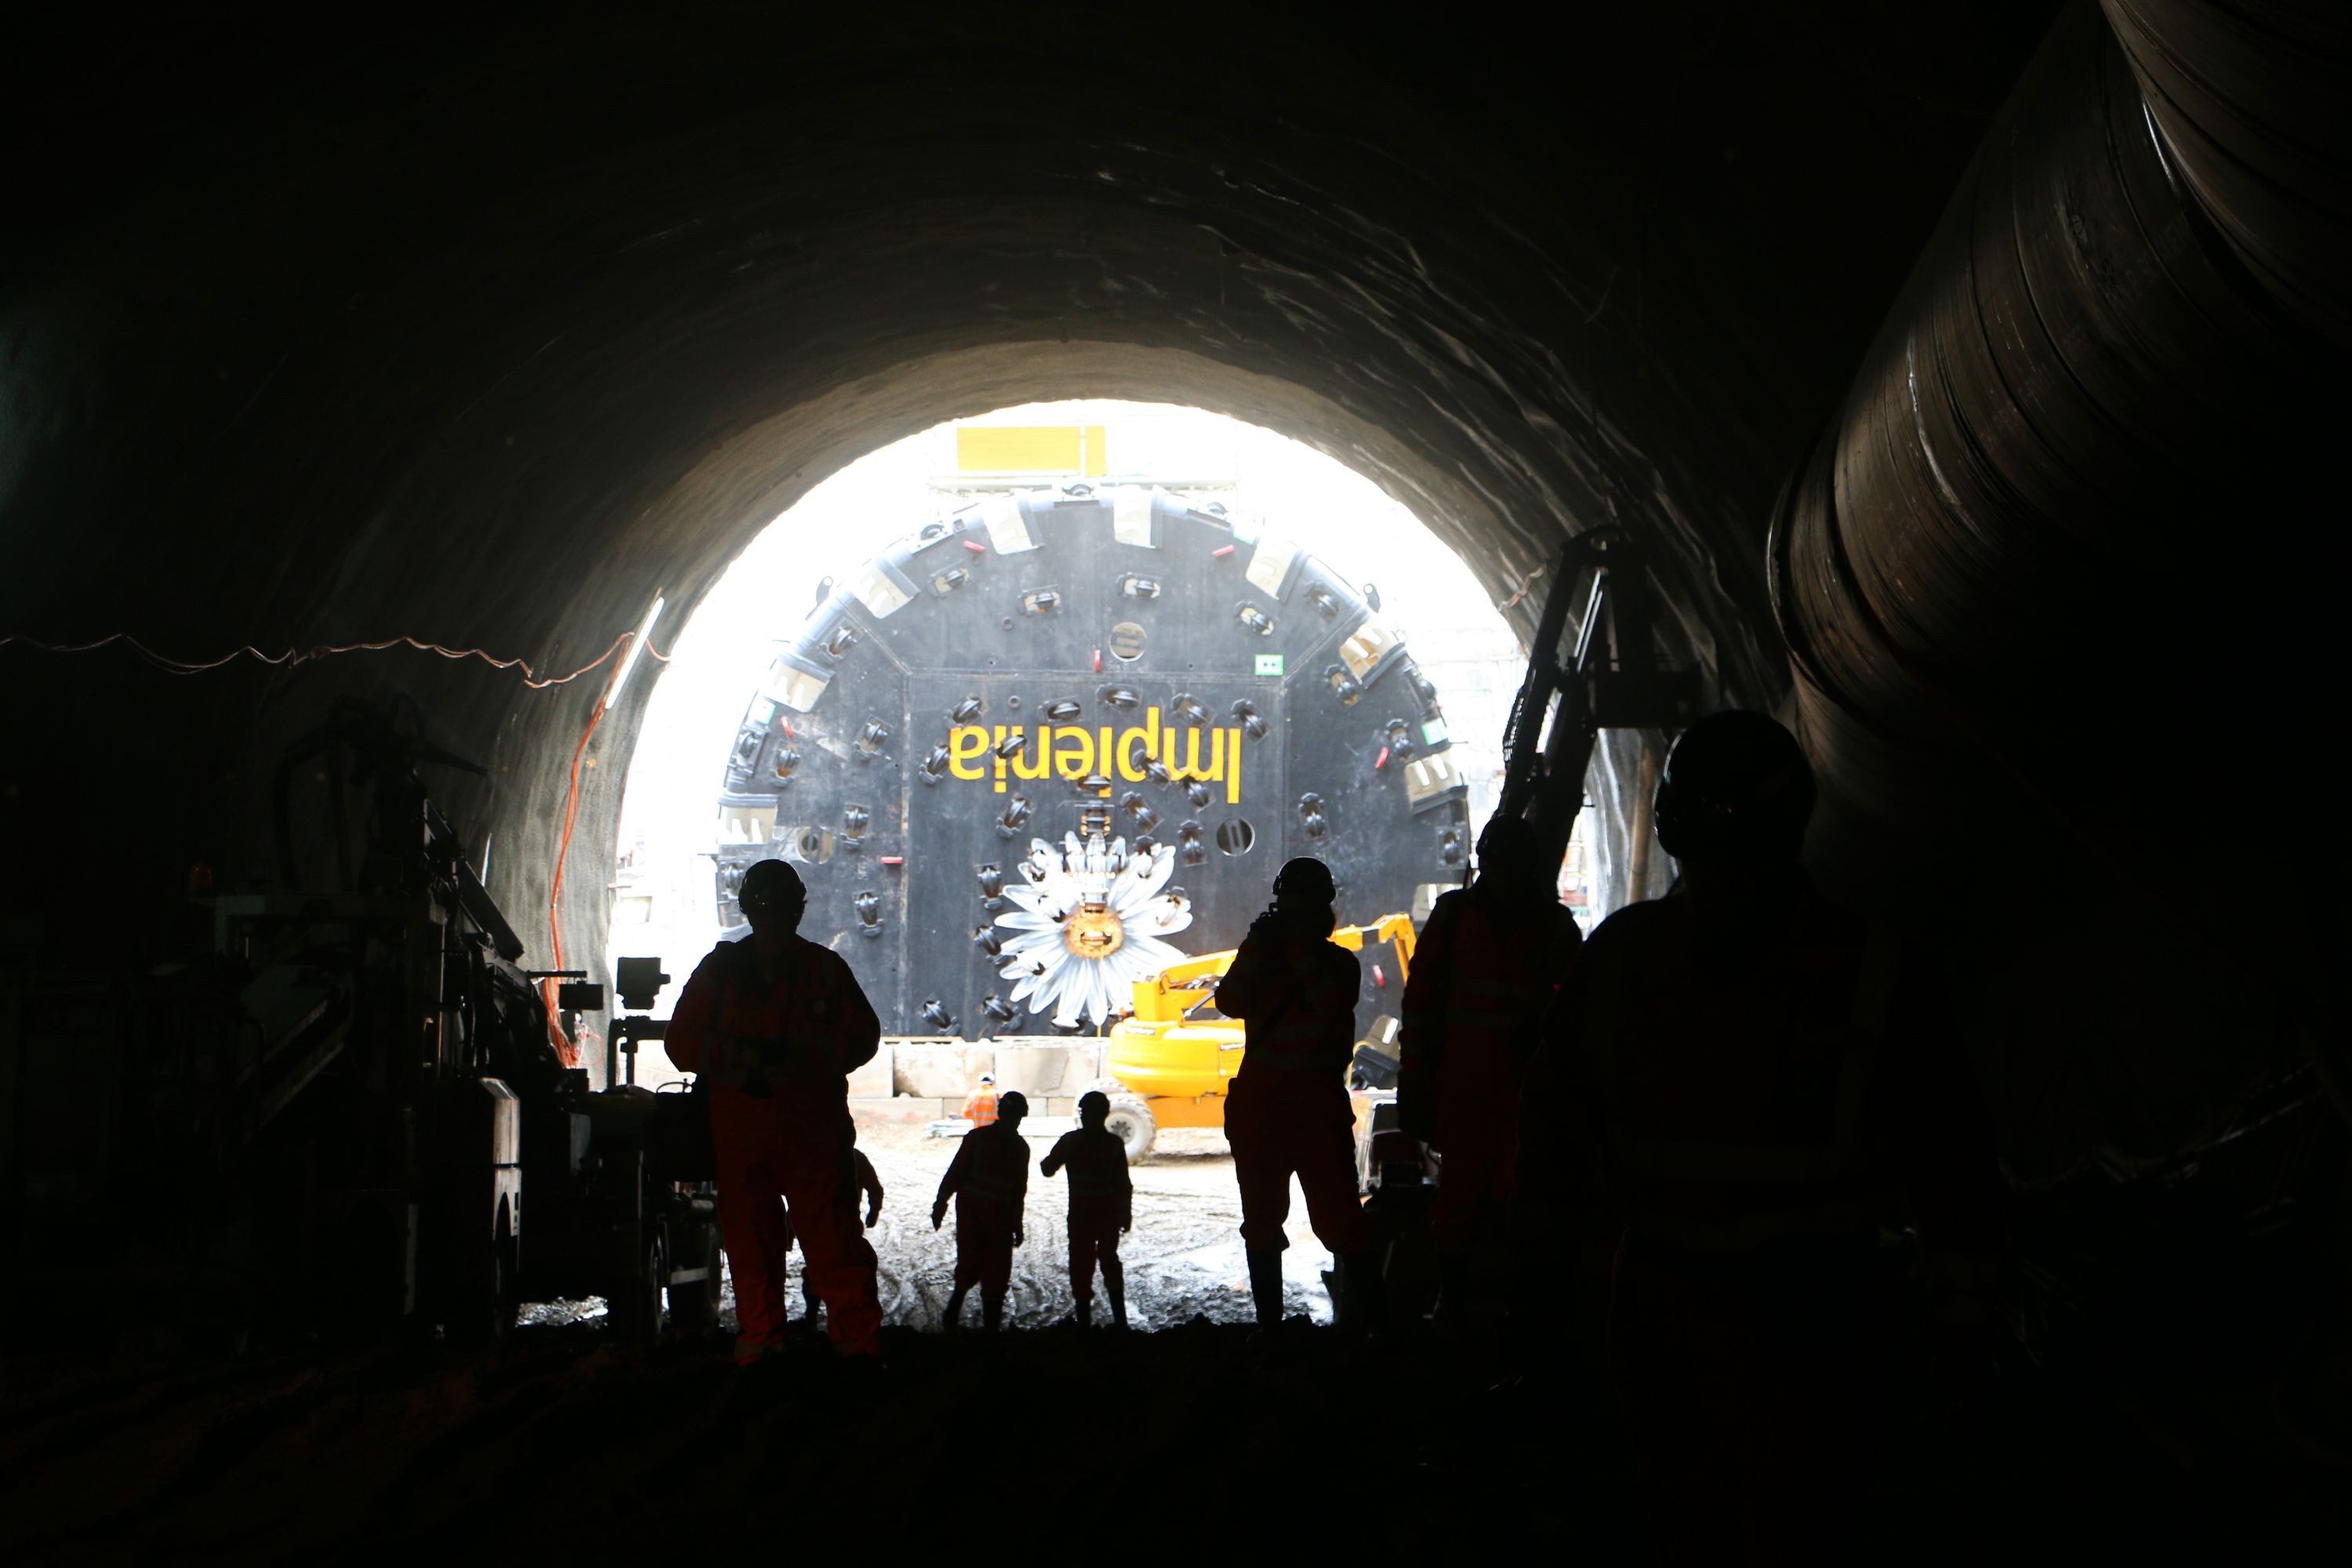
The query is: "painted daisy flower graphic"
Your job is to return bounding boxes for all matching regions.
[994,824,1193,1028]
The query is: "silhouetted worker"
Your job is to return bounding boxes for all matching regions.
[963,1071,1000,1127]
[664,858,886,1365]
[1397,813,1581,1329]
[1215,856,1381,1330]
[796,1149,885,1327]
[1534,711,2000,1559]
[934,1088,1029,1330]
[1041,1090,1134,1327]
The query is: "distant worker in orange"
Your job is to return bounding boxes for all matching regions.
[1215,856,1381,1331]
[1535,711,2001,1558]
[1041,1090,1134,1328]
[1398,813,1581,1330]
[962,1072,1000,1127]
[796,1148,886,1329]
[933,1089,1029,1330]
[664,858,885,1365]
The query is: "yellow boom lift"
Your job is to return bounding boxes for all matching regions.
[1093,913,1416,1161]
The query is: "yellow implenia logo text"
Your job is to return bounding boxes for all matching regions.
[947,708,1244,803]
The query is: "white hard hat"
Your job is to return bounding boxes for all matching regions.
[979,1073,995,1083]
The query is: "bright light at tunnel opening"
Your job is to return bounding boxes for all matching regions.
[605,400,1534,1062]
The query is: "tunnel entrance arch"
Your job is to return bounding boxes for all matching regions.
[599,397,1584,1052]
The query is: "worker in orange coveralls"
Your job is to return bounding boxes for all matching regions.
[1397,812,1581,1330]
[1040,1090,1134,1328]
[794,1149,885,1329]
[1215,856,1381,1332]
[961,1072,1000,1127]
[1530,711,2002,1559]
[664,858,885,1365]
[933,1089,1029,1330]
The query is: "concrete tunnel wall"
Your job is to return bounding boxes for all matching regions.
[5,2,2341,1214]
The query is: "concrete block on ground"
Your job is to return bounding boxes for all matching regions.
[993,1041,1106,1098]
[893,1042,994,1098]
[851,1094,952,1123]
[844,1044,893,1099]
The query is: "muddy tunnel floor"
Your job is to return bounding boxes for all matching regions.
[517,1120,1346,1338]
[804,1121,1335,1332]
[2,1316,2336,1561]
[2,1135,2337,1561]
[0,1326,1575,1562]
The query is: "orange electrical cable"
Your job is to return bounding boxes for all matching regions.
[540,622,666,1066]
[541,691,608,1067]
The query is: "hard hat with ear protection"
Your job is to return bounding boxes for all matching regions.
[1272,856,1336,906]
[737,858,808,917]
[1653,710,1817,865]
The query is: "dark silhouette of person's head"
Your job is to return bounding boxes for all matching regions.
[1653,710,1817,875]
[1473,815,1552,905]
[1271,855,1338,935]
[737,858,808,935]
[996,1089,1029,1127]
[1077,1089,1109,1127]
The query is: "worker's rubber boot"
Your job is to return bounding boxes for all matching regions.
[1109,1283,1129,1331]
[1069,1298,1093,1328]
[982,1294,1004,1333]
[1247,1249,1286,1329]
[942,1284,969,1330]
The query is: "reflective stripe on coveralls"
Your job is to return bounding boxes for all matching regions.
[1233,960,1355,1075]
[1219,927,1364,1254]
[1044,1127,1131,1204]
[1441,902,1568,1031]
[1588,922,1901,1254]
[1044,1127,1131,1305]
[941,1120,1028,1224]
[665,935,884,1357]
[1067,1216,1124,1304]
[1405,892,1580,1250]
[943,1123,1029,1298]
[673,938,877,1091]
[711,1087,884,1354]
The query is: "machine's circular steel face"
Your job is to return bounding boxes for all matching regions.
[713,485,1467,1036]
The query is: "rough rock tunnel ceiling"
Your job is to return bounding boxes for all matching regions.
[3,0,2343,1167]
[0,2,2060,971]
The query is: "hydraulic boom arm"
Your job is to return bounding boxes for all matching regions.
[1490,532,1700,874]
